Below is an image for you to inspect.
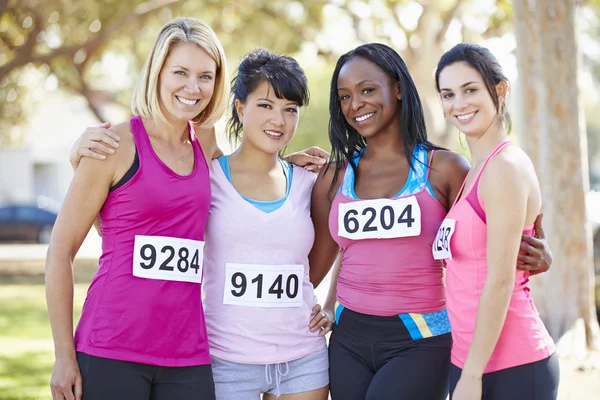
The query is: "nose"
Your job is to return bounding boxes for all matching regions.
[351,95,364,112]
[271,110,285,127]
[185,77,200,94]
[453,94,468,110]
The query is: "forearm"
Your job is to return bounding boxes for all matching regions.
[462,278,513,376]
[45,250,77,359]
[324,253,342,311]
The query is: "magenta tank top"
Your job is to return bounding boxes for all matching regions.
[74,116,212,367]
[442,140,555,373]
[329,146,447,316]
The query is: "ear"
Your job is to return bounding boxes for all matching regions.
[396,82,403,101]
[496,80,509,106]
[234,99,244,120]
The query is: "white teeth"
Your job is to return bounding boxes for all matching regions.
[355,112,374,122]
[265,130,283,137]
[177,96,199,106]
[457,112,475,122]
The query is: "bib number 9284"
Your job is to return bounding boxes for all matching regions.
[223,263,304,308]
[133,235,204,283]
[338,196,421,240]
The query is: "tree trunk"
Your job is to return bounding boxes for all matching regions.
[514,0,599,348]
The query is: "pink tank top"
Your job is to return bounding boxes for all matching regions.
[442,140,554,373]
[74,116,212,367]
[203,161,326,364]
[329,146,447,316]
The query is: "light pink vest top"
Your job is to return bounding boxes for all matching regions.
[443,141,555,373]
[202,160,326,364]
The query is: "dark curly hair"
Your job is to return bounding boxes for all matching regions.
[226,48,309,143]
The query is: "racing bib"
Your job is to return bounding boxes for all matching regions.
[223,263,304,308]
[432,219,456,260]
[338,196,421,240]
[133,235,204,283]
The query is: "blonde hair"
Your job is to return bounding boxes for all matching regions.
[131,17,229,127]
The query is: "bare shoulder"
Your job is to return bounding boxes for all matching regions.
[314,162,345,203]
[486,146,535,181]
[430,149,471,175]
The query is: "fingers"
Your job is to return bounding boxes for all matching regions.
[309,310,333,335]
[520,234,543,248]
[84,138,118,155]
[74,374,83,400]
[311,304,322,315]
[305,146,330,160]
[533,213,545,239]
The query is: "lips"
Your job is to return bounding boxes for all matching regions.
[176,96,200,106]
[265,130,283,139]
[455,111,477,123]
[355,112,375,123]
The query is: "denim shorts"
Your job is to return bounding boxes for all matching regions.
[211,346,329,399]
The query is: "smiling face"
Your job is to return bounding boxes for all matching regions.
[336,56,402,138]
[158,42,217,124]
[235,80,300,155]
[438,61,506,138]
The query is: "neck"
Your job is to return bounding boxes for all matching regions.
[465,123,508,166]
[144,116,190,145]
[229,140,280,174]
[362,120,406,160]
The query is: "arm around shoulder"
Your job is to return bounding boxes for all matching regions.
[308,165,341,287]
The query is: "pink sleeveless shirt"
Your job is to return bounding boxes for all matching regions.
[442,141,555,373]
[202,161,326,364]
[329,146,447,316]
[74,116,212,367]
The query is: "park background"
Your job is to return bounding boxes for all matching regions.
[1,0,600,399]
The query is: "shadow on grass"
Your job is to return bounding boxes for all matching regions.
[0,351,52,400]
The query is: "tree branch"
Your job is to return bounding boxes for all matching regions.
[436,0,466,44]
[0,0,7,17]
[0,0,186,81]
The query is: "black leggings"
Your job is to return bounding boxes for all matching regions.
[449,353,560,400]
[77,352,215,400]
[328,306,452,400]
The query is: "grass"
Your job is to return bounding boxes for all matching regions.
[0,284,88,400]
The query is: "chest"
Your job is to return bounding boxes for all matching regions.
[353,159,411,199]
[230,169,288,202]
[149,139,196,176]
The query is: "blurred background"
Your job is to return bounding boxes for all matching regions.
[0,0,599,399]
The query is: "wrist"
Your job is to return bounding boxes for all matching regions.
[461,364,484,379]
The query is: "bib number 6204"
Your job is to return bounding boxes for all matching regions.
[338,196,421,240]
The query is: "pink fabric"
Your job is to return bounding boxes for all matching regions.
[444,141,555,373]
[202,162,326,364]
[329,154,448,316]
[74,116,212,367]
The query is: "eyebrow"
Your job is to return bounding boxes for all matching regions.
[171,65,215,74]
[257,98,299,107]
[338,79,377,91]
[440,81,477,91]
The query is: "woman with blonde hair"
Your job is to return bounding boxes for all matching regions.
[46,17,227,400]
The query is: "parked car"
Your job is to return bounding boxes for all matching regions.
[0,205,57,244]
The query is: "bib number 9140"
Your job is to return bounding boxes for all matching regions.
[133,235,204,283]
[223,263,304,308]
[338,196,421,240]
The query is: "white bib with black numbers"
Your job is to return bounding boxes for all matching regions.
[223,263,304,308]
[432,219,456,260]
[338,196,422,240]
[132,235,204,283]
